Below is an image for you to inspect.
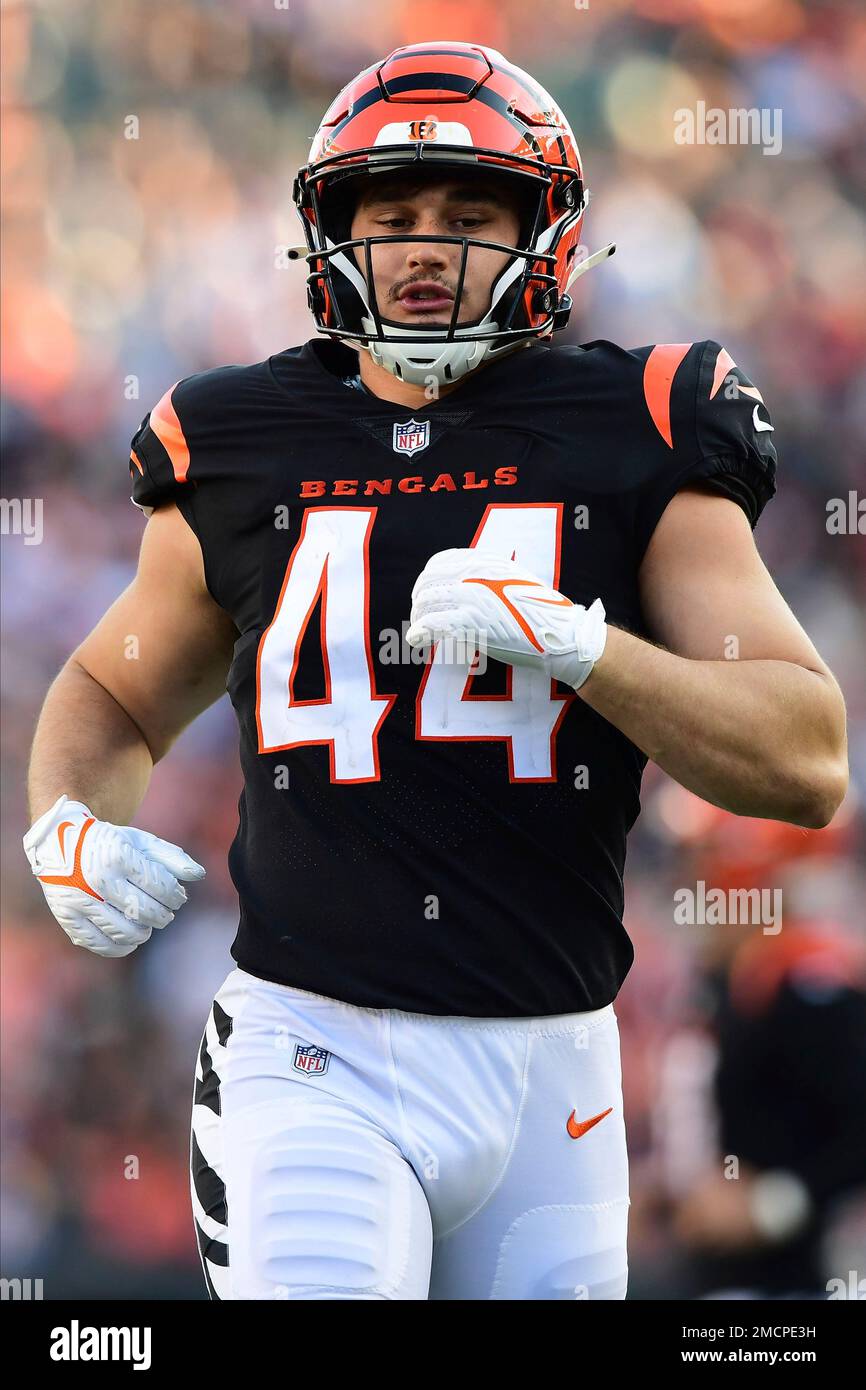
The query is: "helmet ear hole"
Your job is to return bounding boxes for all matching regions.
[532,287,558,316]
[552,179,582,212]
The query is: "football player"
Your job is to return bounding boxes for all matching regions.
[24,42,848,1300]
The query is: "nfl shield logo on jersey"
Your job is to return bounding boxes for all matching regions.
[293,1043,331,1075]
[392,418,430,458]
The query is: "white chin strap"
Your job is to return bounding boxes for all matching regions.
[359,319,503,388]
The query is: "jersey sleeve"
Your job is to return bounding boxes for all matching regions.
[633,339,778,561]
[128,381,193,517]
[125,368,248,615]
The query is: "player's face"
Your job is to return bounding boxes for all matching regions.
[350,179,523,327]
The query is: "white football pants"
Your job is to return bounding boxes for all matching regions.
[190,967,630,1300]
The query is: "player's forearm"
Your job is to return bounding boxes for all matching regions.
[578,626,848,828]
[27,659,155,824]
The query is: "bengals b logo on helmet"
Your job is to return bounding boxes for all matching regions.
[408,119,438,141]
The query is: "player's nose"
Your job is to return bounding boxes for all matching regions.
[405,227,452,273]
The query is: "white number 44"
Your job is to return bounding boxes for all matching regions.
[256,503,573,783]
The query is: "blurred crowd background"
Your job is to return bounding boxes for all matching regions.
[2,0,865,1299]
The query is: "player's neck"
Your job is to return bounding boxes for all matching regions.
[356,340,539,408]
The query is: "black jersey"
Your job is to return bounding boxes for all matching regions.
[127,336,776,1016]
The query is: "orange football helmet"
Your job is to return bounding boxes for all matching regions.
[292,41,613,387]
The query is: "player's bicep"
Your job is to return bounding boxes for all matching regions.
[638,488,831,674]
[71,501,239,761]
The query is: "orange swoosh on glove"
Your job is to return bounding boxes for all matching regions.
[463,577,571,653]
[57,820,74,859]
[39,819,103,901]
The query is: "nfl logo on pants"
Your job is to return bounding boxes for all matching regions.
[392,418,430,458]
[293,1043,330,1075]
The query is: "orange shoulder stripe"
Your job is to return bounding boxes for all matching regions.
[129,448,144,476]
[736,382,764,404]
[149,383,190,483]
[709,345,737,400]
[709,345,765,403]
[643,343,692,448]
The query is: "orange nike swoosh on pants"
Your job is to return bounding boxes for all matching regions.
[566,1106,612,1139]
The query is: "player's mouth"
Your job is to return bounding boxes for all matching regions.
[395,281,456,314]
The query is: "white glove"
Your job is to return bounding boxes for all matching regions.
[23,793,206,958]
[406,548,607,691]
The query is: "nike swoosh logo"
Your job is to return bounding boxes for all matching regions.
[463,576,571,653]
[566,1107,612,1139]
[57,820,74,859]
[753,404,774,432]
[39,819,103,901]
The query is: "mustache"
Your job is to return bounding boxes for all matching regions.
[389,275,457,303]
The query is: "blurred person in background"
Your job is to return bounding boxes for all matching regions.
[634,825,866,1300]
